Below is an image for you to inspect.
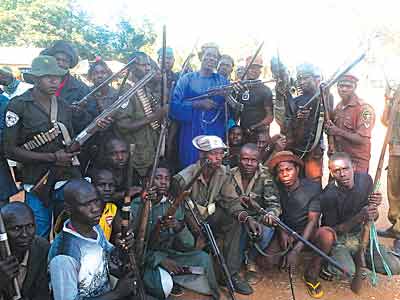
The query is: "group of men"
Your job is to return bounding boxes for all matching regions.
[0,38,400,300]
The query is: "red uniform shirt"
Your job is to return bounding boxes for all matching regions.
[333,95,375,172]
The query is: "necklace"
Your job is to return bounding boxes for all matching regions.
[201,108,222,125]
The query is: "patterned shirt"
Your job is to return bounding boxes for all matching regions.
[48,221,114,300]
[218,164,281,218]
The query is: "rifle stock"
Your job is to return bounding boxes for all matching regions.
[351,85,400,293]
[120,195,146,299]
[147,160,209,248]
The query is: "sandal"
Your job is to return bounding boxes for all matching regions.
[319,266,334,281]
[303,276,324,299]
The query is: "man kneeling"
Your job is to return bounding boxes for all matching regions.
[305,152,400,298]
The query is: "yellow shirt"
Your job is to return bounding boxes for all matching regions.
[99,202,118,241]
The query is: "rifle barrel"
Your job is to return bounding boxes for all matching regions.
[253,205,351,278]
[0,213,22,300]
[74,57,137,106]
[241,41,264,80]
[299,52,366,110]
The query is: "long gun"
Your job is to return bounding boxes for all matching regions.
[73,57,137,107]
[31,70,156,203]
[351,85,400,293]
[246,198,352,277]
[147,160,210,248]
[186,79,274,111]
[230,42,265,121]
[134,114,168,265]
[319,83,335,154]
[120,190,146,299]
[241,41,264,80]
[160,25,168,156]
[0,212,22,300]
[299,52,366,110]
[184,196,237,300]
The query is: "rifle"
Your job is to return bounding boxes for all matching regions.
[134,116,168,266]
[230,42,265,122]
[120,188,146,299]
[160,25,168,156]
[245,198,352,277]
[241,41,264,80]
[351,85,400,293]
[186,79,274,111]
[73,57,137,107]
[184,196,237,300]
[299,52,366,110]
[0,212,22,300]
[271,52,295,133]
[293,52,366,157]
[147,160,210,248]
[320,83,335,154]
[31,70,156,203]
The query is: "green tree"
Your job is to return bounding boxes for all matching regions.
[0,0,156,61]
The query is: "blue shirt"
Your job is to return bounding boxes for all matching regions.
[48,221,114,300]
[170,72,229,168]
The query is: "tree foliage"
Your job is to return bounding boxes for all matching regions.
[0,0,156,61]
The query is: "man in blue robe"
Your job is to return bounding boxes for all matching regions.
[170,44,230,168]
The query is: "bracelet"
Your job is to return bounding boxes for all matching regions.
[238,211,249,223]
[244,216,252,224]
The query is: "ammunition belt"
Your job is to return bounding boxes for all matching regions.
[136,87,160,130]
[22,122,61,151]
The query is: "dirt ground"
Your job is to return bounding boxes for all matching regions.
[168,86,400,299]
[9,86,400,299]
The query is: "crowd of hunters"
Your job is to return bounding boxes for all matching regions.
[1,39,400,300]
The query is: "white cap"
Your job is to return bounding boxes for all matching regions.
[192,135,227,152]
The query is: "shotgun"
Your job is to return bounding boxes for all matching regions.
[147,160,210,248]
[31,70,156,204]
[351,85,400,293]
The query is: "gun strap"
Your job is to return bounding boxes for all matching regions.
[50,96,80,166]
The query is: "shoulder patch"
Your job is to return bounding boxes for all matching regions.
[361,107,373,128]
[5,111,19,127]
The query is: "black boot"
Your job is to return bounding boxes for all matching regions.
[231,273,254,295]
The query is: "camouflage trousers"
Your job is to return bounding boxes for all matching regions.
[327,232,400,278]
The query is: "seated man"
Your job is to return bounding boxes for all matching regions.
[219,143,281,284]
[172,135,253,295]
[92,169,122,242]
[95,137,142,205]
[53,169,123,241]
[0,202,50,300]
[305,152,400,298]
[261,151,321,288]
[131,161,220,299]
[223,125,243,168]
[256,131,287,165]
[48,179,136,300]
